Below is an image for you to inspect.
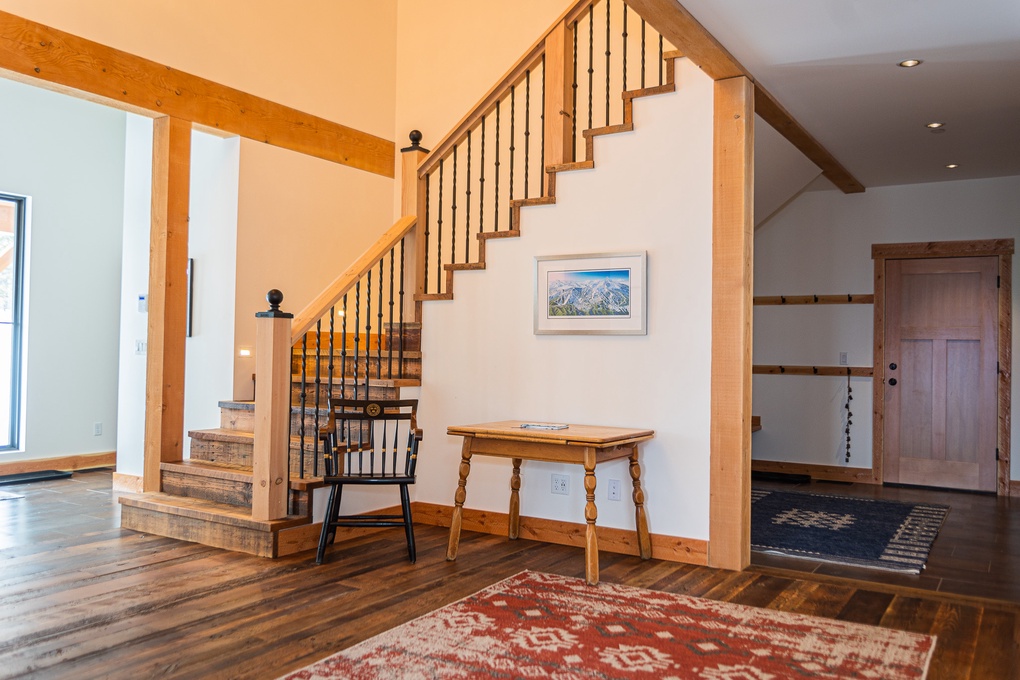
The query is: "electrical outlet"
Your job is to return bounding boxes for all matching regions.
[607,479,622,501]
[551,474,569,495]
[135,340,147,355]
[93,422,103,436]
[839,351,848,366]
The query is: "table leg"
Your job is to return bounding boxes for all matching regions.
[630,447,651,560]
[446,438,473,561]
[509,458,522,540]
[583,447,599,585]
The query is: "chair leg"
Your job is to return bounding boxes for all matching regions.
[399,484,416,564]
[316,484,343,565]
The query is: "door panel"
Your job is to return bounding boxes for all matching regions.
[884,256,997,492]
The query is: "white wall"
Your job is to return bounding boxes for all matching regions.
[753,175,1020,480]
[414,59,715,540]
[0,78,126,461]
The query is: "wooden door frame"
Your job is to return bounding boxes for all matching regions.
[872,239,1014,495]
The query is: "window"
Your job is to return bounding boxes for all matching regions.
[0,193,26,450]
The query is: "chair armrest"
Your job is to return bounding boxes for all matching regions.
[414,428,424,441]
[318,407,337,440]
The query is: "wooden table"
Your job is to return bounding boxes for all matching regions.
[445,420,655,585]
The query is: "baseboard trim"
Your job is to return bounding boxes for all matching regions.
[1010,480,1020,498]
[0,451,116,476]
[412,502,708,566]
[112,472,143,493]
[752,459,878,485]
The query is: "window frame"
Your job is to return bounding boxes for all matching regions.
[0,192,27,451]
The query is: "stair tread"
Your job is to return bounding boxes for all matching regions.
[118,492,308,531]
[623,82,676,100]
[162,459,326,491]
[477,230,521,241]
[546,160,594,173]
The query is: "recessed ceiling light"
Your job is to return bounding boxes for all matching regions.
[926,122,944,129]
[946,164,960,169]
[898,59,923,68]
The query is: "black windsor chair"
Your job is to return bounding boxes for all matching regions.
[315,398,422,564]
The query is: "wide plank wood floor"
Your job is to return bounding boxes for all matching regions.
[0,469,1017,679]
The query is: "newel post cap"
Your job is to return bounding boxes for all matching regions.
[401,130,430,154]
[255,289,293,319]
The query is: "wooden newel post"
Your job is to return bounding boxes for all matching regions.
[252,289,294,521]
[402,130,429,322]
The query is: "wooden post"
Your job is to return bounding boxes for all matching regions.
[252,290,294,521]
[401,131,429,322]
[543,20,574,193]
[143,116,191,493]
[709,76,753,571]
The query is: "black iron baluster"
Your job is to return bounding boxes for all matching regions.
[451,144,458,265]
[588,4,594,131]
[641,18,646,88]
[524,68,531,199]
[340,294,348,399]
[423,174,430,295]
[365,266,372,392]
[436,160,444,293]
[398,238,405,380]
[479,114,486,233]
[605,0,611,126]
[354,281,361,400]
[299,335,307,478]
[509,85,516,202]
[313,319,322,478]
[388,247,395,379]
[623,3,628,117]
[377,258,384,380]
[494,101,501,231]
[540,54,546,198]
[572,21,578,162]
[659,34,664,85]
[325,305,334,478]
[465,129,471,261]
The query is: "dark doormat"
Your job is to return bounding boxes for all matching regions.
[0,470,72,486]
[752,488,949,574]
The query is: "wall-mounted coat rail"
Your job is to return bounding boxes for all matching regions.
[753,294,874,305]
[753,365,874,377]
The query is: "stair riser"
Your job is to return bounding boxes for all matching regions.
[161,469,314,517]
[291,354,422,380]
[120,504,276,557]
[296,324,420,353]
[290,381,402,404]
[190,438,325,479]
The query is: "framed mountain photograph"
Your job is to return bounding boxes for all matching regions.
[534,251,647,335]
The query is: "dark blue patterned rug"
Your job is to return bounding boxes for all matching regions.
[751,489,949,574]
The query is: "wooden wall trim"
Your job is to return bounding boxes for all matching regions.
[1011,480,1020,498]
[625,0,863,195]
[0,451,115,476]
[0,10,394,178]
[872,238,1015,494]
[709,76,753,571]
[413,502,708,565]
[752,459,878,484]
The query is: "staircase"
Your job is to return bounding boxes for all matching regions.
[119,325,422,557]
[119,0,684,558]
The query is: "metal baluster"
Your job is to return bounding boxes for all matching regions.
[451,144,458,265]
[659,34,663,85]
[524,69,531,199]
[605,0,611,126]
[641,18,646,88]
[423,174,430,294]
[540,54,546,198]
[509,85,516,202]
[340,294,348,399]
[436,160,444,293]
[623,2,629,117]
[494,101,501,231]
[377,258,383,380]
[398,238,405,380]
[479,114,486,233]
[313,319,322,479]
[299,336,307,478]
[325,305,334,478]
[365,266,372,392]
[572,21,578,161]
[465,129,471,261]
[588,5,594,131]
[388,247,395,379]
[354,281,361,400]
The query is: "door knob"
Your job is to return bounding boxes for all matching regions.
[889,363,897,370]
[888,378,898,386]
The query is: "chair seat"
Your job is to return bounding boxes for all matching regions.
[325,475,416,485]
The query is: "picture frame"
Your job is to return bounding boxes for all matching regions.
[534,251,647,335]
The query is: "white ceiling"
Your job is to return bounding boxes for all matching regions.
[680,0,1020,188]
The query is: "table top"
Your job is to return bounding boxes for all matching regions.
[447,420,654,447]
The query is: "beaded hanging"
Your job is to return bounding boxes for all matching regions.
[845,370,853,463]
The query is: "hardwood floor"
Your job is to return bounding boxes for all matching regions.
[0,469,1017,679]
[751,477,1020,604]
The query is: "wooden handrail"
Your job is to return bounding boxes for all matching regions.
[290,215,417,343]
[418,0,600,177]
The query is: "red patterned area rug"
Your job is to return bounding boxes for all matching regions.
[280,571,935,680]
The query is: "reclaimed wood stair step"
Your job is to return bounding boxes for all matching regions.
[160,458,321,514]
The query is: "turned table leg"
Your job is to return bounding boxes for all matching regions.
[446,438,473,561]
[583,447,599,585]
[509,458,522,540]
[630,447,651,560]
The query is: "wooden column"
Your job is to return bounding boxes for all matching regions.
[709,76,754,571]
[543,20,574,192]
[252,290,294,521]
[402,132,428,322]
[143,116,191,492]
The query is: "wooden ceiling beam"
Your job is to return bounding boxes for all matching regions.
[627,0,864,194]
[0,10,394,178]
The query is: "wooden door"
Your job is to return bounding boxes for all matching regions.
[884,256,998,491]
